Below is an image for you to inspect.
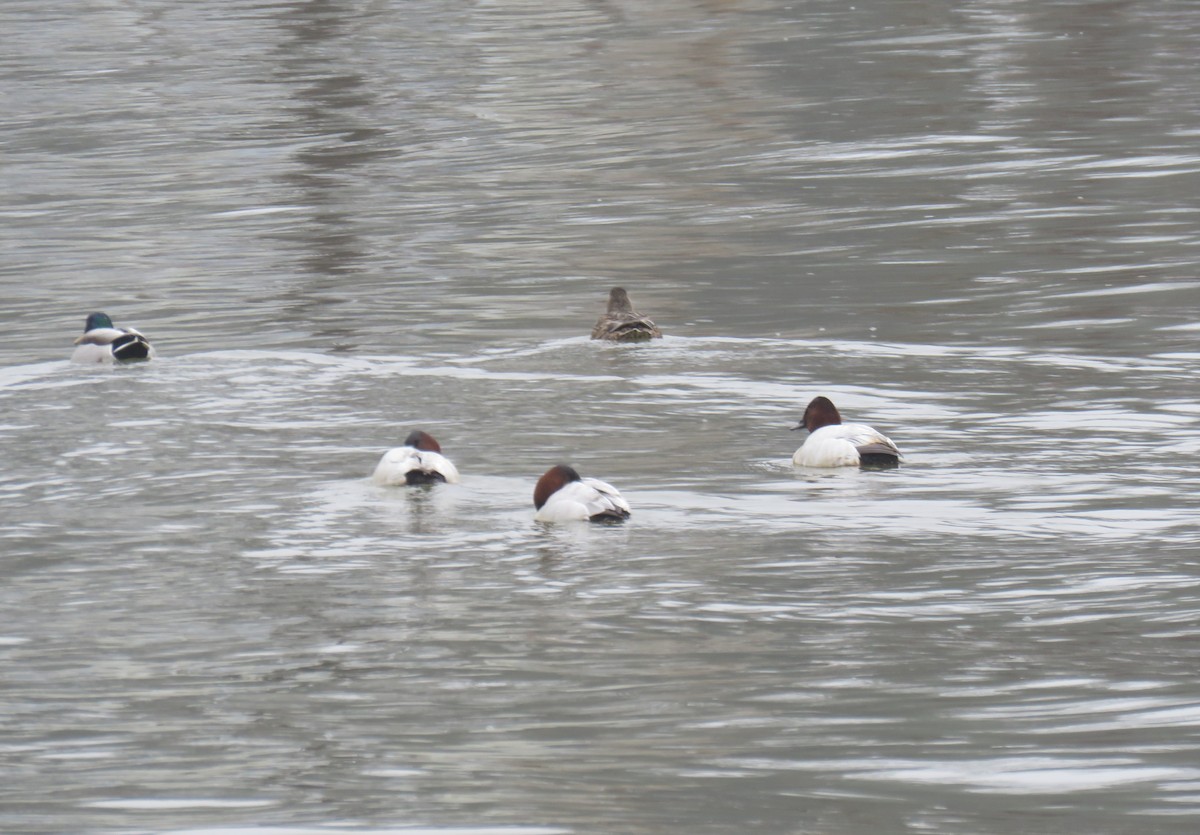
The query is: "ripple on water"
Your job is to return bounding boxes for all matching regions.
[3,329,1200,830]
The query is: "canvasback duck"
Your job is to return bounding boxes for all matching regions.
[372,430,461,486]
[533,464,631,522]
[70,312,155,363]
[791,396,901,469]
[591,287,662,343]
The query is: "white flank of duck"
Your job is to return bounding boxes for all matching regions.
[791,396,901,469]
[372,430,460,486]
[533,464,631,522]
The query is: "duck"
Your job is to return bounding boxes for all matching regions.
[70,312,155,363]
[372,430,460,486]
[791,396,901,469]
[591,287,662,342]
[533,464,631,522]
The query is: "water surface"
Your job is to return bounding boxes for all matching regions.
[3,1,1200,833]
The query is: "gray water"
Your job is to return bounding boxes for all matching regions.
[3,1,1200,833]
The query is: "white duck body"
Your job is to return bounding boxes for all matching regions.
[533,465,631,523]
[71,312,155,364]
[791,395,902,469]
[372,430,460,486]
[536,478,630,522]
[792,423,900,468]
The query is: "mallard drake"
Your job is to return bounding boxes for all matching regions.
[70,312,155,363]
[590,287,662,343]
[792,396,902,469]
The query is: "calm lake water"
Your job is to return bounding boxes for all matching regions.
[3,1,1200,833]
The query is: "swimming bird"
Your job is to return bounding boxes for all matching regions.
[70,312,155,363]
[533,464,631,522]
[591,287,662,342]
[791,396,901,469]
[372,430,461,486]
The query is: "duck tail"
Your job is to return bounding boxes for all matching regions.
[856,443,901,469]
[588,507,631,522]
[111,333,153,362]
[608,321,661,342]
[404,470,448,486]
